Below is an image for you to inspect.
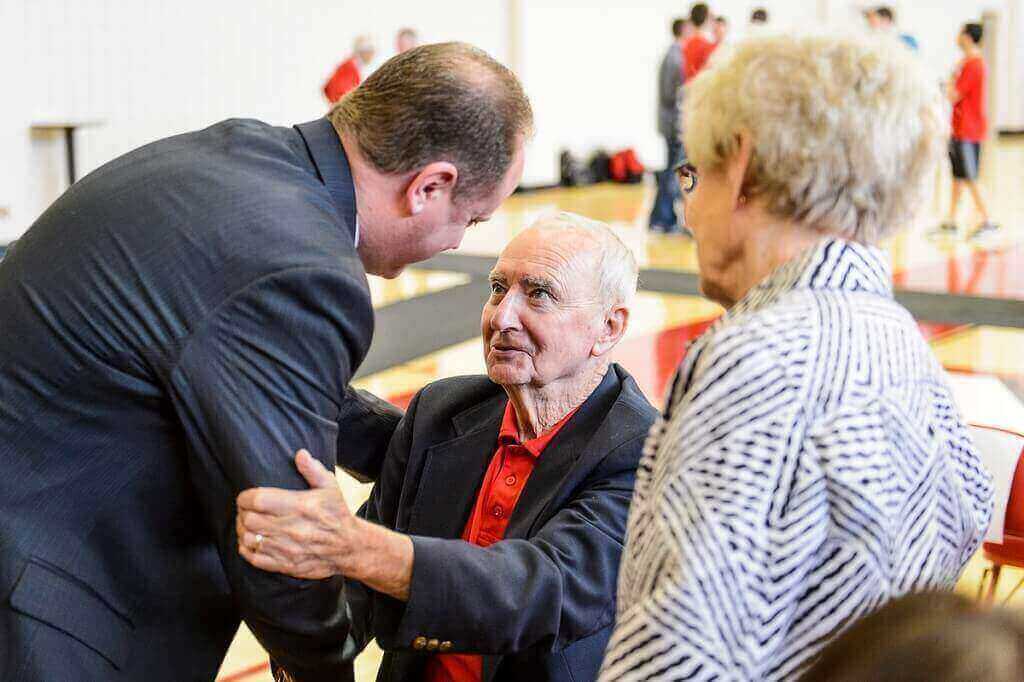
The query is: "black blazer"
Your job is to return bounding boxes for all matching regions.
[0,118,399,681]
[351,364,657,682]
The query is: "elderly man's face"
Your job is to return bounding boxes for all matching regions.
[482,229,605,388]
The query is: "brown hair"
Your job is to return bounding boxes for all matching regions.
[802,592,1024,682]
[330,42,533,201]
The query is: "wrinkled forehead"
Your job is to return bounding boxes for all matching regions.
[491,229,601,285]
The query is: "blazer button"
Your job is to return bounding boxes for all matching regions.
[427,638,440,651]
[413,636,428,650]
[439,641,453,652]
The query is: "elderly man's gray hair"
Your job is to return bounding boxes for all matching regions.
[537,212,639,308]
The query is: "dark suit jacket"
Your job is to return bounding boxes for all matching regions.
[0,117,400,681]
[351,364,657,682]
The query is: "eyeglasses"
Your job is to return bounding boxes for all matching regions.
[674,162,698,194]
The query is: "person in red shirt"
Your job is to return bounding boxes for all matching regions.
[323,35,376,104]
[683,3,717,80]
[235,214,658,682]
[940,22,998,239]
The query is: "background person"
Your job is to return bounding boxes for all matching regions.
[324,34,377,104]
[866,6,919,51]
[0,42,531,682]
[683,3,716,80]
[712,15,729,45]
[649,18,690,234]
[600,34,993,682]
[237,214,657,682]
[940,22,999,239]
[395,27,418,54]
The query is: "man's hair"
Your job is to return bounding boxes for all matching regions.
[397,27,417,40]
[534,212,638,309]
[803,592,1024,682]
[751,8,768,23]
[875,6,894,22]
[672,18,687,37]
[330,42,533,201]
[715,15,728,25]
[690,3,709,27]
[963,22,984,44]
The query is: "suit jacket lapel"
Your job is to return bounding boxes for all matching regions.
[504,368,621,539]
[405,394,506,539]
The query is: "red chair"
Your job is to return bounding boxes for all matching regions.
[971,424,1024,604]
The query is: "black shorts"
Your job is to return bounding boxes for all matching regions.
[949,139,981,180]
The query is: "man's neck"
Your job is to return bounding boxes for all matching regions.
[504,363,608,441]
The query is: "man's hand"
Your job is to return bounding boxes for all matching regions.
[237,450,414,600]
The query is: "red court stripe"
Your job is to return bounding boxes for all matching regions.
[217,660,270,682]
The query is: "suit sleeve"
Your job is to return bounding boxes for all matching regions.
[372,434,645,655]
[336,387,404,483]
[165,266,373,682]
[344,390,424,653]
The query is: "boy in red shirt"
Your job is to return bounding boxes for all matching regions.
[940,23,998,239]
[684,3,717,80]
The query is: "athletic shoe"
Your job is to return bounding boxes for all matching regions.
[968,221,1000,241]
[928,222,959,238]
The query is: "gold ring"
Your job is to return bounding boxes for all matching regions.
[254,533,264,551]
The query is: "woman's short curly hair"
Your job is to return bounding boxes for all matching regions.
[683,34,946,244]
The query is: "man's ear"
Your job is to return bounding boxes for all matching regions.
[592,304,629,358]
[405,162,459,216]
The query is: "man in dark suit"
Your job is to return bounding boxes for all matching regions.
[0,43,531,682]
[236,214,658,681]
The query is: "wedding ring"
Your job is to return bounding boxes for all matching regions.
[254,533,264,551]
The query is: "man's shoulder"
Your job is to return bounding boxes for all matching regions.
[609,365,658,425]
[410,375,504,421]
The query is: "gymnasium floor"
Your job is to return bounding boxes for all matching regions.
[217,137,1024,681]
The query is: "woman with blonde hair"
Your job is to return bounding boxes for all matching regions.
[601,34,993,681]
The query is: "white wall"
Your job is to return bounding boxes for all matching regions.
[3,0,1021,238]
[0,0,506,242]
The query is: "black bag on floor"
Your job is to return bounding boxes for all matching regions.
[588,150,611,184]
[560,150,592,187]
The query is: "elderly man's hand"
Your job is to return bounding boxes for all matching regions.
[236,449,414,600]
[237,449,358,580]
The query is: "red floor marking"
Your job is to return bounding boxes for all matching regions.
[611,318,717,400]
[894,243,1024,298]
[217,660,270,682]
[387,391,416,411]
[918,322,971,342]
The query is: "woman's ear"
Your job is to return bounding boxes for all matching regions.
[728,131,754,209]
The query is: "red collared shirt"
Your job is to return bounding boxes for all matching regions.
[423,401,579,682]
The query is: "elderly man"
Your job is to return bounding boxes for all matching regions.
[236,213,658,682]
[0,43,529,682]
